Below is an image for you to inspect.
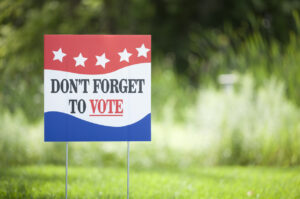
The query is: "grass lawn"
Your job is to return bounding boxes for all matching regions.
[0,165,299,198]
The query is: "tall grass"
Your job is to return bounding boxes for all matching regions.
[2,22,300,167]
[189,75,300,166]
[1,74,300,167]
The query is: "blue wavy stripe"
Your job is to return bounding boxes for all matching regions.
[44,112,151,141]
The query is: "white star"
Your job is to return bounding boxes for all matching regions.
[73,53,87,67]
[118,48,132,63]
[136,44,150,58]
[52,48,66,62]
[95,53,110,69]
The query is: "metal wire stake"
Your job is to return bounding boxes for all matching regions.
[66,142,68,199]
[127,141,130,199]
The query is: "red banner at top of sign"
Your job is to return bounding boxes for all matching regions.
[44,35,151,74]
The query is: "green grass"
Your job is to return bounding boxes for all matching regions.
[0,166,300,198]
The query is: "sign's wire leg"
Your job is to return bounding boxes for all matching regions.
[66,142,68,199]
[127,141,130,199]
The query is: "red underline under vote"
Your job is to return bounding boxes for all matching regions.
[89,114,123,116]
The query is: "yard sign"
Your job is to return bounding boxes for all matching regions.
[44,35,151,141]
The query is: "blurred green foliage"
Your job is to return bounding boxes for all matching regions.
[189,75,300,166]
[1,0,300,120]
[1,74,300,167]
[2,0,300,168]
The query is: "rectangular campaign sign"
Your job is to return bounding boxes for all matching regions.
[44,35,151,141]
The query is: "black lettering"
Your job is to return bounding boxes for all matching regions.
[51,79,60,93]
